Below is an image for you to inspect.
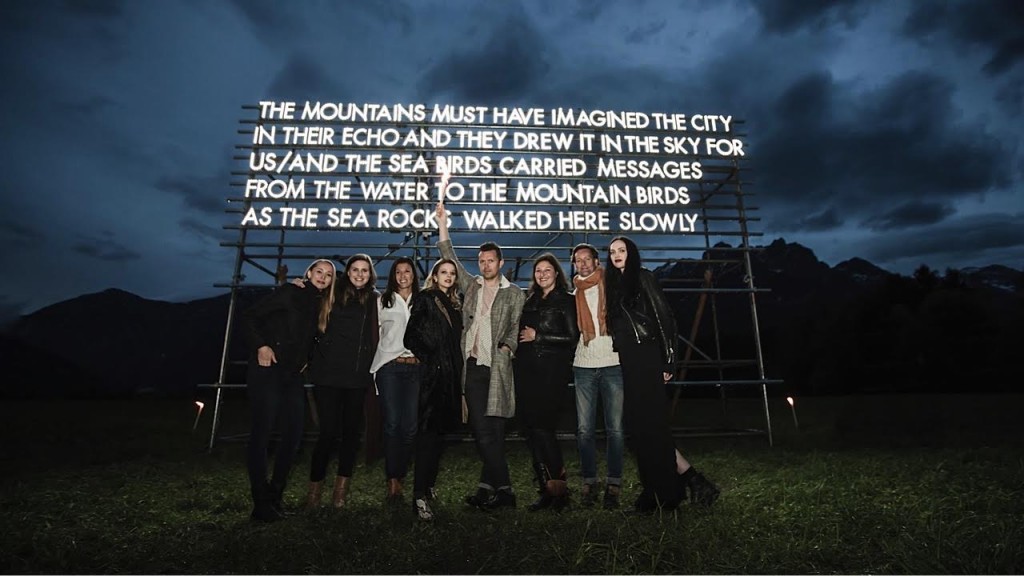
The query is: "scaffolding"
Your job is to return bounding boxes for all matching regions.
[200,103,782,449]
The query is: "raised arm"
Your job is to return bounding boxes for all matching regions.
[435,185,474,294]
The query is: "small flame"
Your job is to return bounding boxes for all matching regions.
[786,396,794,406]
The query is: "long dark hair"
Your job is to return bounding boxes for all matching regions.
[336,253,378,308]
[604,236,643,311]
[381,257,419,308]
[527,252,569,298]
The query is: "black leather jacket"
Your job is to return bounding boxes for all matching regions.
[241,282,324,373]
[608,269,677,369]
[517,288,579,356]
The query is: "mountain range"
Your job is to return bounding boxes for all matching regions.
[2,239,1020,399]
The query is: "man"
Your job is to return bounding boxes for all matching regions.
[570,243,624,508]
[436,193,525,510]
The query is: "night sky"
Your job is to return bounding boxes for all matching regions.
[1,0,1021,321]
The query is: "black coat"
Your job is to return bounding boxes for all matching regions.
[241,282,324,373]
[404,289,463,432]
[308,291,379,388]
[608,269,678,371]
[517,288,579,357]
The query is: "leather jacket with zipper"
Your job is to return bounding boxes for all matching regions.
[608,269,677,370]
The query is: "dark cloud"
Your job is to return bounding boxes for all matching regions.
[983,36,1024,76]
[756,70,1012,232]
[226,0,306,44]
[72,232,141,262]
[864,201,956,231]
[63,0,125,18]
[793,207,842,232]
[902,0,1024,76]
[0,219,45,246]
[863,212,1024,265]
[155,174,227,215]
[573,0,613,23]
[265,53,342,102]
[179,217,231,243]
[751,0,868,34]
[418,9,550,103]
[625,20,667,44]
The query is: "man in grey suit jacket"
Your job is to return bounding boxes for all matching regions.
[436,196,525,510]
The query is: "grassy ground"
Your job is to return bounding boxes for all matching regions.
[1,394,1022,574]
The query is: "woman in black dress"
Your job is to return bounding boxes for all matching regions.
[605,236,719,512]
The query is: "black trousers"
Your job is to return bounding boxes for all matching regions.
[618,339,682,509]
[246,363,305,503]
[514,350,571,485]
[309,386,366,481]
[464,358,512,490]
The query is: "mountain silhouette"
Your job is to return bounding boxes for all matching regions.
[3,240,1021,398]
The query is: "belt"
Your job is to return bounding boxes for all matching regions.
[393,356,420,365]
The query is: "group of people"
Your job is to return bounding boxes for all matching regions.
[242,192,720,523]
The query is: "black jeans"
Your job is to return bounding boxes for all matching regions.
[309,386,367,481]
[464,357,512,491]
[246,363,306,502]
[514,349,570,485]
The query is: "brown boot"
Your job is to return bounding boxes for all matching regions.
[305,481,323,511]
[332,476,350,509]
[386,478,403,502]
[546,472,570,511]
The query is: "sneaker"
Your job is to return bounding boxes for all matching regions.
[687,472,720,507]
[603,484,621,510]
[480,489,517,510]
[465,487,492,508]
[414,498,434,521]
[580,483,598,507]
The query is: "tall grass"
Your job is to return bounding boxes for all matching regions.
[1,395,1022,574]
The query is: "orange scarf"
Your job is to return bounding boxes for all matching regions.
[574,267,606,345]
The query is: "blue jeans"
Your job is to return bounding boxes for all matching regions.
[573,365,624,486]
[376,360,422,479]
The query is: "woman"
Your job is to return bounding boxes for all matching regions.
[403,259,463,521]
[604,236,719,512]
[369,257,421,503]
[305,254,379,510]
[514,253,579,511]
[241,259,335,522]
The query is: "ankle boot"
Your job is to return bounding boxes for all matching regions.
[332,476,350,509]
[267,481,287,516]
[386,478,403,502]
[547,469,570,511]
[306,480,323,510]
[687,471,720,507]
[527,487,553,512]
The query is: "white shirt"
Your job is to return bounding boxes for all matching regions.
[370,291,415,374]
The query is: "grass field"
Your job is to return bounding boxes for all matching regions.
[1,394,1022,574]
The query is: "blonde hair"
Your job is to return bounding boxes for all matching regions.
[304,259,337,332]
